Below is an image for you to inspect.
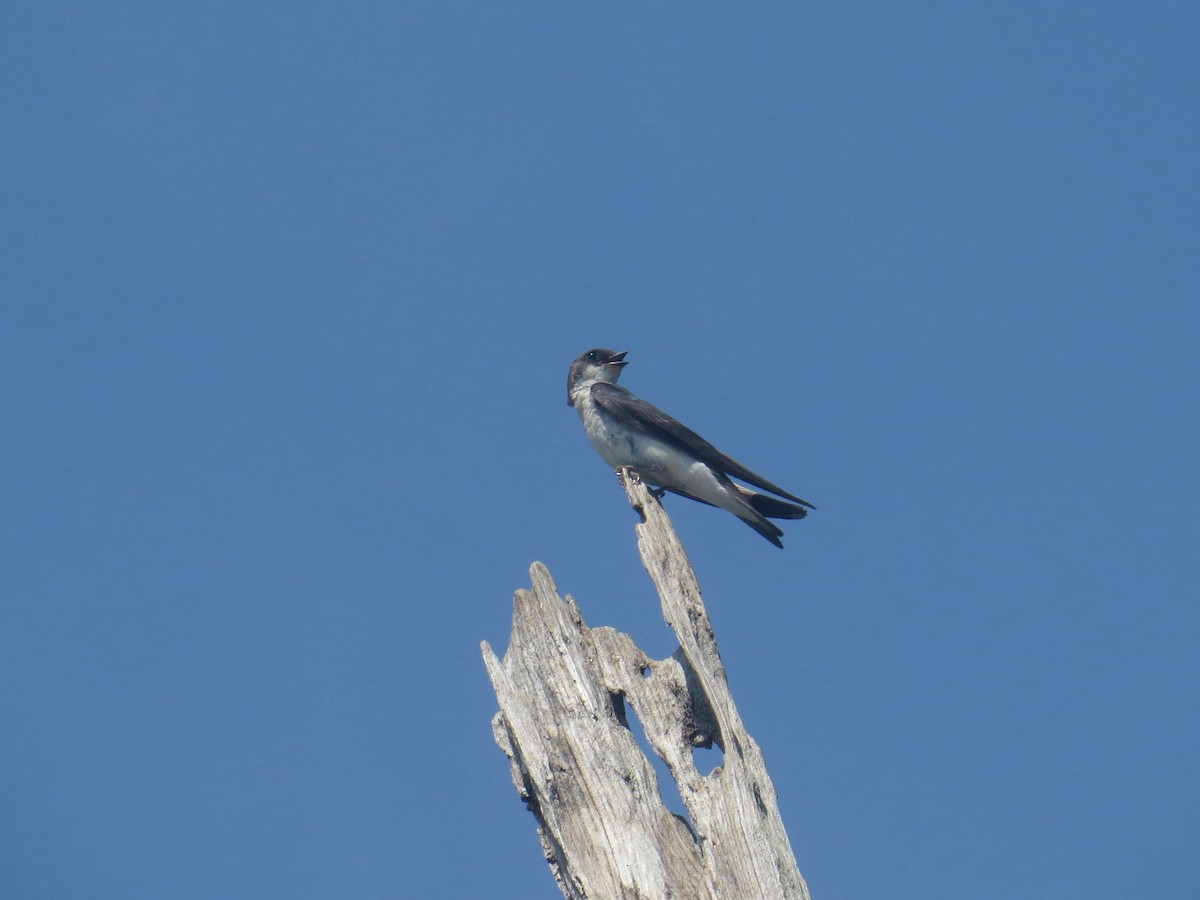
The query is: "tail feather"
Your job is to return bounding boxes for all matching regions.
[660,479,812,549]
[713,471,787,548]
[739,488,811,520]
[739,513,785,548]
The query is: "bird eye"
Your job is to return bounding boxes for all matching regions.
[586,351,598,361]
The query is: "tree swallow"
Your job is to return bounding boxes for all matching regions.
[567,348,815,548]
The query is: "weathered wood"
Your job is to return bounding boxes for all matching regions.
[481,472,810,899]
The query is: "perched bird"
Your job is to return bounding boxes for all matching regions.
[567,348,814,547]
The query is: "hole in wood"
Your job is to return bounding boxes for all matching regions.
[619,692,697,838]
[609,691,630,729]
[692,741,725,777]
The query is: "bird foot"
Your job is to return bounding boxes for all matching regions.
[616,467,666,499]
[616,466,641,487]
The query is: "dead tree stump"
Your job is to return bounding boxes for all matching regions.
[481,472,811,899]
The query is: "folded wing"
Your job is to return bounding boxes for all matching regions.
[590,383,815,509]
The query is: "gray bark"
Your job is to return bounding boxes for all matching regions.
[481,472,811,899]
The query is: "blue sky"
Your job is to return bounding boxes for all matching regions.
[3,3,1197,898]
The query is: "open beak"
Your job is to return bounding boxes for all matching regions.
[607,350,629,368]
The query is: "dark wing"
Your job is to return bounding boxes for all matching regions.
[591,383,815,508]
